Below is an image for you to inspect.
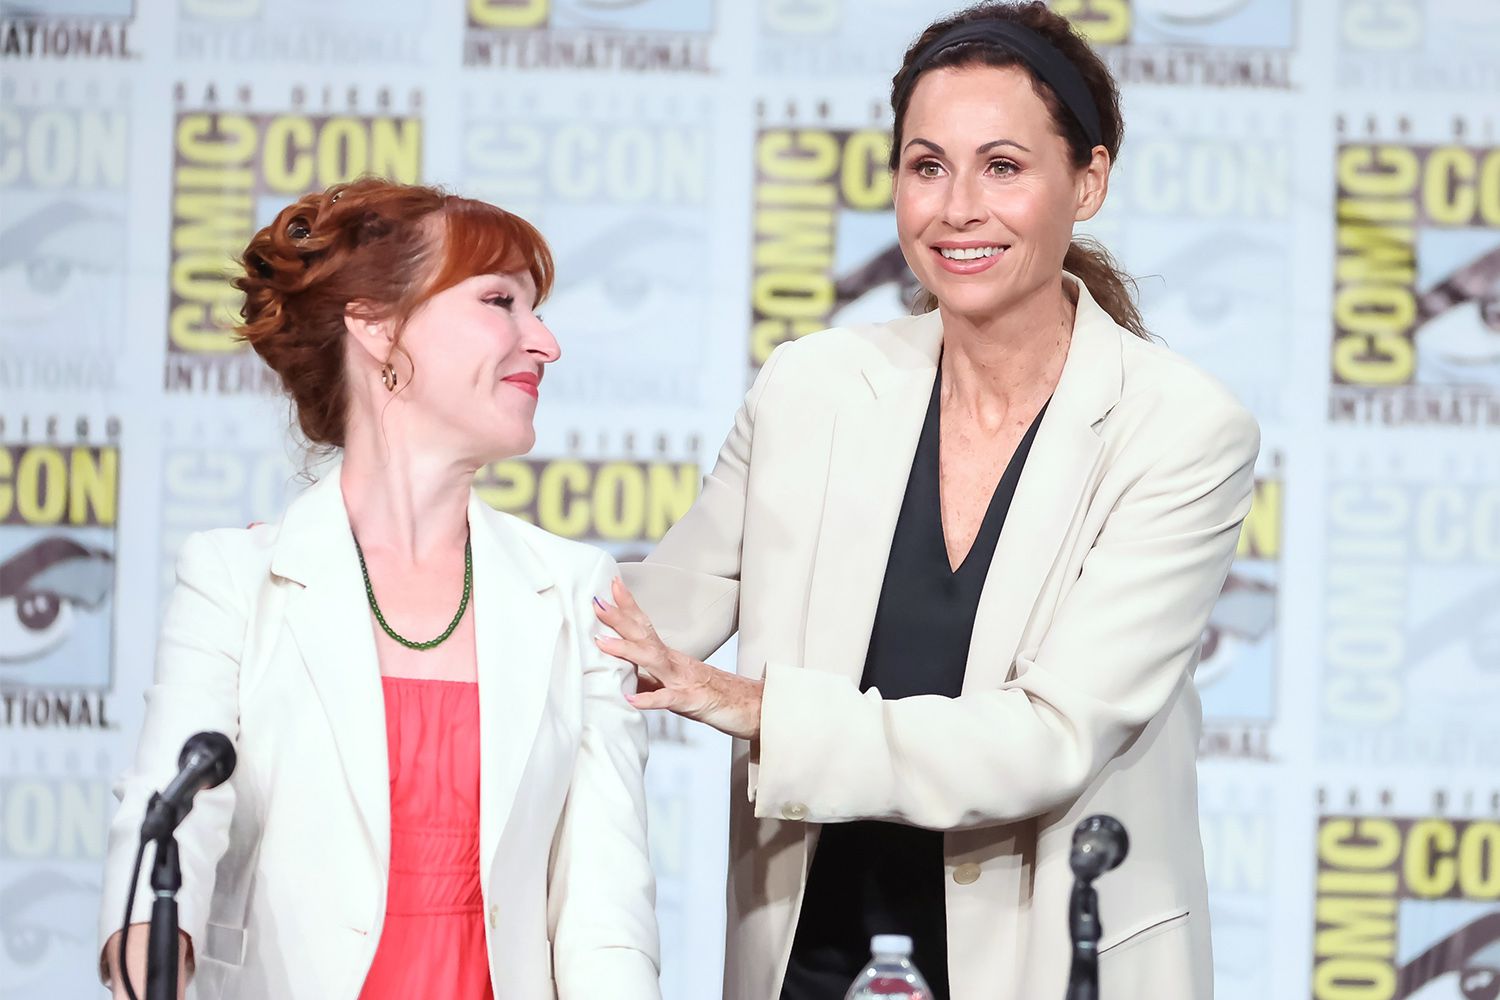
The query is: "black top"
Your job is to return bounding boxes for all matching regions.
[779,368,1048,1000]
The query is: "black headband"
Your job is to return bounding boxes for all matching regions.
[907,21,1104,150]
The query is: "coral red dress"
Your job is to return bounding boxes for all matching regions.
[357,677,494,1000]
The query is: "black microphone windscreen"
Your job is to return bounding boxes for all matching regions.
[178,731,237,789]
[1070,814,1129,880]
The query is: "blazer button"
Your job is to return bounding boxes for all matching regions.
[782,802,809,821]
[952,863,982,885]
[488,904,500,928]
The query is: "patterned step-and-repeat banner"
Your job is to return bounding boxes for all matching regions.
[1,2,1496,998]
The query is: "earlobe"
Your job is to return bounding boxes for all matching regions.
[1075,189,1102,223]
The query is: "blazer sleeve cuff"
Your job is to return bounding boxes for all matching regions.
[752,663,867,822]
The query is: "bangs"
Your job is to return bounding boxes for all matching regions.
[425,197,555,305]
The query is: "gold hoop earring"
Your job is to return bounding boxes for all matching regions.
[380,363,398,392]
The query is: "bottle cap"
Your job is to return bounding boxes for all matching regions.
[871,934,913,956]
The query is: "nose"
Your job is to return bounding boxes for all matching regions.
[525,312,561,364]
[941,169,984,230]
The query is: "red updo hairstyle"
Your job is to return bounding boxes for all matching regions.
[233,178,554,449]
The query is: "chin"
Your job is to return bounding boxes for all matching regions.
[508,427,538,459]
[927,282,1011,320]
[470,423,536,465]
[494,437,536,463]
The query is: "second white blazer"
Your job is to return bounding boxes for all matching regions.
[96,468,661,1000]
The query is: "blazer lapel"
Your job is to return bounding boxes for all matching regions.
[467,496,561,889]
[270,476,564,887]
[802,312,943,685]
[962,276,1124,693]
[269,468,390,866]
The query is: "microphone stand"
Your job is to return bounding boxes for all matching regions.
[1064,814,1127,1000]
[122,732,236,1000]
[145,795,182,1000]
[1065,874,1101,1000]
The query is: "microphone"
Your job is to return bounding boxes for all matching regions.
[140,732,236,842]
[1069,814,1129,882]
[120,732,237,1000]
[1066,814,1129,1000]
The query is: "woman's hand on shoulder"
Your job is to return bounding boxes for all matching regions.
[593,577,763,741]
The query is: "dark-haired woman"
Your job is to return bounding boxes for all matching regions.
[595,3,1258,999]
[96,179,660,1000]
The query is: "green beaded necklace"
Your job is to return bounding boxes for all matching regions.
[351,533,472,651]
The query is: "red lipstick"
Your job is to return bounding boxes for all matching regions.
[502,371,540,399]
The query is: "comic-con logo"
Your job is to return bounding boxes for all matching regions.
[475,446,698,562]
[0,748,115,996]
[461,90,714,409]
[0,431,119,731]
[0,78,130,394]
[1051,0,1294,88]
[1330,123,1500,426]
[0,0,136,61]
[1198,467,1280,760]
[751,109,899,373]
[1087,105,1295,418]
[464,0,714,73]
[165,83,422,395]
[1320,453,1500,771]
[1315,808,1500,1000]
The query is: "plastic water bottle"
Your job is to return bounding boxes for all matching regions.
[843,933,932,1000]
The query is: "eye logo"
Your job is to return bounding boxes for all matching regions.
[1396,913,1500,1000]
[1195,471,1280,761]
[0,537,113,666]
[0,867,101,996]
[1411,246,1500,388]
[0,441,118,693]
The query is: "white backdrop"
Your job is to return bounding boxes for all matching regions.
[1,2,1497,999]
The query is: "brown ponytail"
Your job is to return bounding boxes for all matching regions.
[1063,237,1143,336]
[891,1,1149,339]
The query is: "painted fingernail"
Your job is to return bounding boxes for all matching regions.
[593,596,605,609]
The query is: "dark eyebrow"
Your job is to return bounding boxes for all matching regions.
[902,138,1032,157]
[977,138,1031,154]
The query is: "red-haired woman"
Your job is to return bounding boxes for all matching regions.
[96,179,660,1000]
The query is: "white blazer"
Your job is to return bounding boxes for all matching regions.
[97,468,661,1000]
[622,274,1260,1000]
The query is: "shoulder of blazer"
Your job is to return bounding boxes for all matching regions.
[759,310,945,398]
[467,500,612,597]
[173,523,280,594]
[1111,331,1261,456]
